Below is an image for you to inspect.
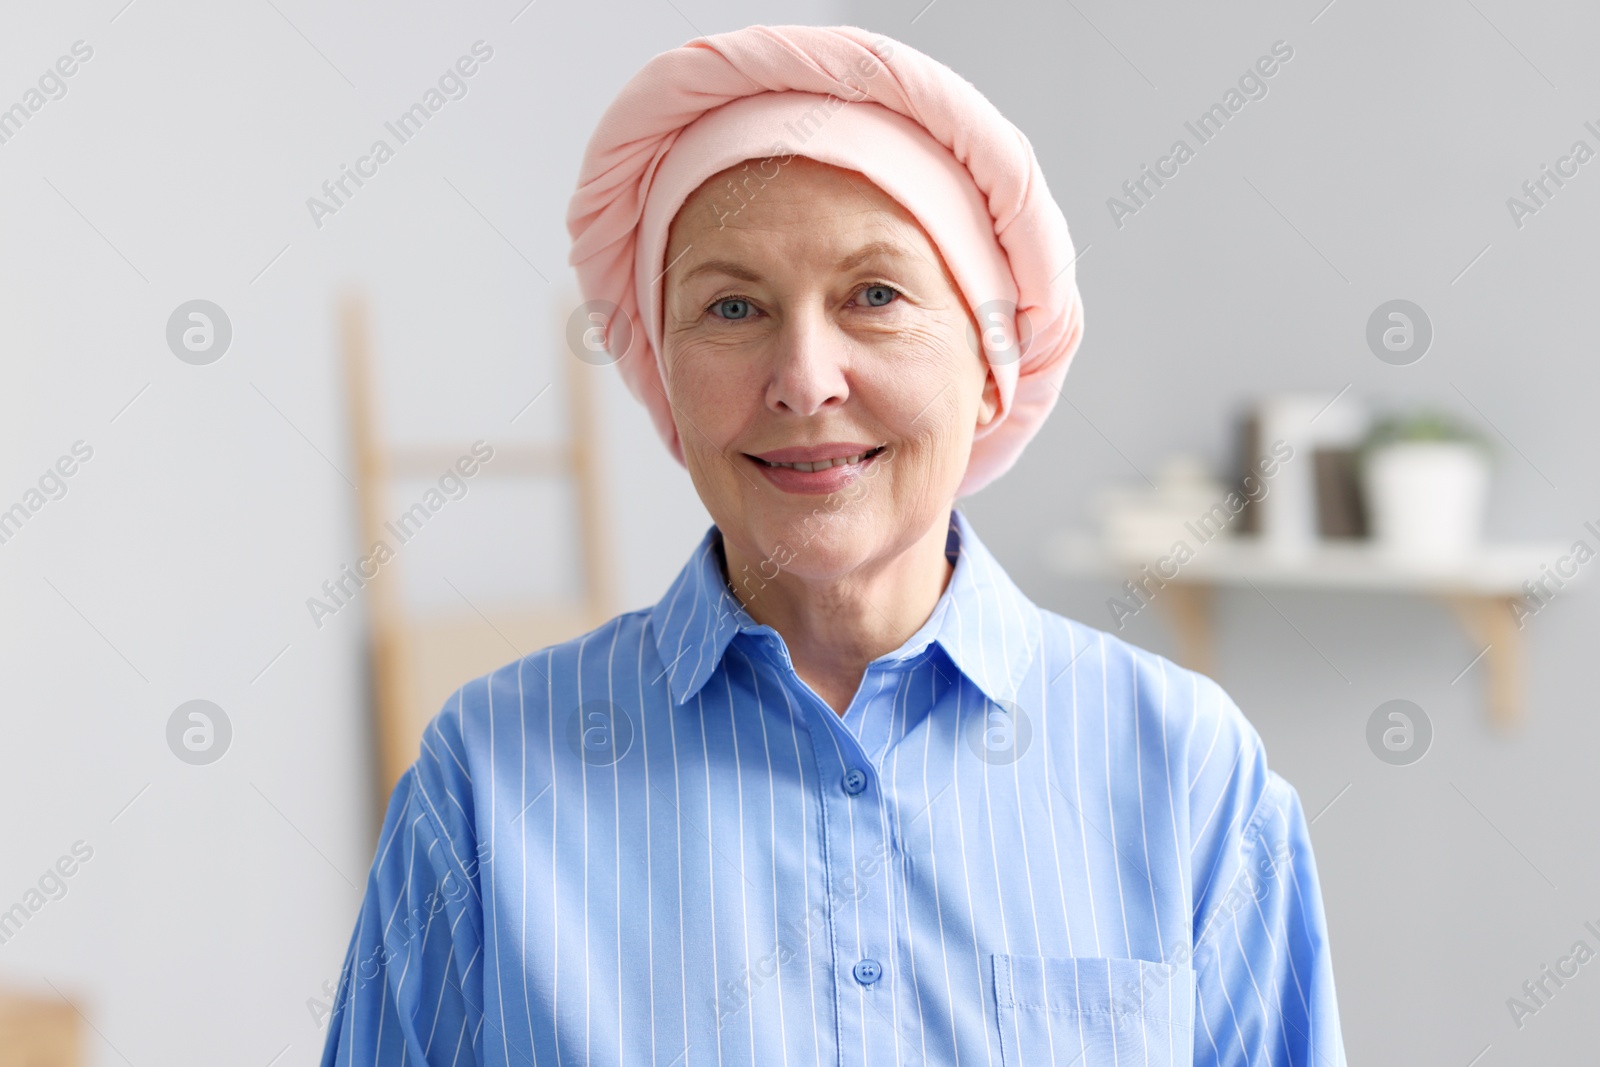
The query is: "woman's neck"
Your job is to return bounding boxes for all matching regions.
[720,513,955,716]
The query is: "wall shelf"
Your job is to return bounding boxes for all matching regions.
[1045,533,1573,728]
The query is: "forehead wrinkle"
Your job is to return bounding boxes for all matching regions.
[666,167,958,300]
[678,238,923,287]
[668,158,946,273]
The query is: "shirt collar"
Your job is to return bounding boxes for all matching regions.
[649,507,1041,710]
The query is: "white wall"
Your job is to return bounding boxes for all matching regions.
[0,1,832,1063]
[871,0,1600,1061]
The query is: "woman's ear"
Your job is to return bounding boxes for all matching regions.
[976,367,1001,427]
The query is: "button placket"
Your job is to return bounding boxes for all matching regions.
[801,690,902,1067]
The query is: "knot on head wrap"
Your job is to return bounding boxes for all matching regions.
[565,24,1085,497]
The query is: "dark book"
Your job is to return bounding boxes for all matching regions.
[1234,411,1263,535]
[1313,447,1368,539]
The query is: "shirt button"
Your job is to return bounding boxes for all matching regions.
[853,958,882,985]
[841,768,868,796]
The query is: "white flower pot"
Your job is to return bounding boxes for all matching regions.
[1363,442,1490,567]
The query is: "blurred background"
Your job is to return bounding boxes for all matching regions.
[2,0,1597,1061]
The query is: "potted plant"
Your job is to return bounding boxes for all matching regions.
[1359,410,1493,567]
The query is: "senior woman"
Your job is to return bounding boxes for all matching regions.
[322,25,1344,1067]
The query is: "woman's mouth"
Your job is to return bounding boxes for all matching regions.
[744,444,889,494]
[753,445,887,472]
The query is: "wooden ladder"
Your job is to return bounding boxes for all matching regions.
[339,288,616,817]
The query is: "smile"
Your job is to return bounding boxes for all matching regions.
[743,444,889,495]
[753,445,887,472]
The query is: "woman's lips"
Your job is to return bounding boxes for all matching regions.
[745,444,887,495]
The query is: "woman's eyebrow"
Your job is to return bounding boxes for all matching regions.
[679,259,763,284]
[836,239,915,271]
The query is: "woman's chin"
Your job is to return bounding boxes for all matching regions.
[726,520,883,583]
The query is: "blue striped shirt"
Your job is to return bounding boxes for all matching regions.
[321,507,1345,1066]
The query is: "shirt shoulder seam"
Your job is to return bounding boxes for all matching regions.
[1239,768,1293,852]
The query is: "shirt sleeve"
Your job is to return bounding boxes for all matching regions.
[1187,695,1346,1067]
[319,763,489,1065]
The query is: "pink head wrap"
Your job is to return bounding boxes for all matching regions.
[566,24,1085,497]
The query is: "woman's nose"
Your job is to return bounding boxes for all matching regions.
[764,315,849,417]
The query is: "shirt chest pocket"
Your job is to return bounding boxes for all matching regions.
[992,954,1194,1067]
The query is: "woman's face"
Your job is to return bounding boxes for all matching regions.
[660,155,999,585]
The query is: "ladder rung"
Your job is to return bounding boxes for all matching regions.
[386,442,572,478]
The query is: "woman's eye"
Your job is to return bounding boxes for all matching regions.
[710,297,753,320]
[860,284,898,307]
